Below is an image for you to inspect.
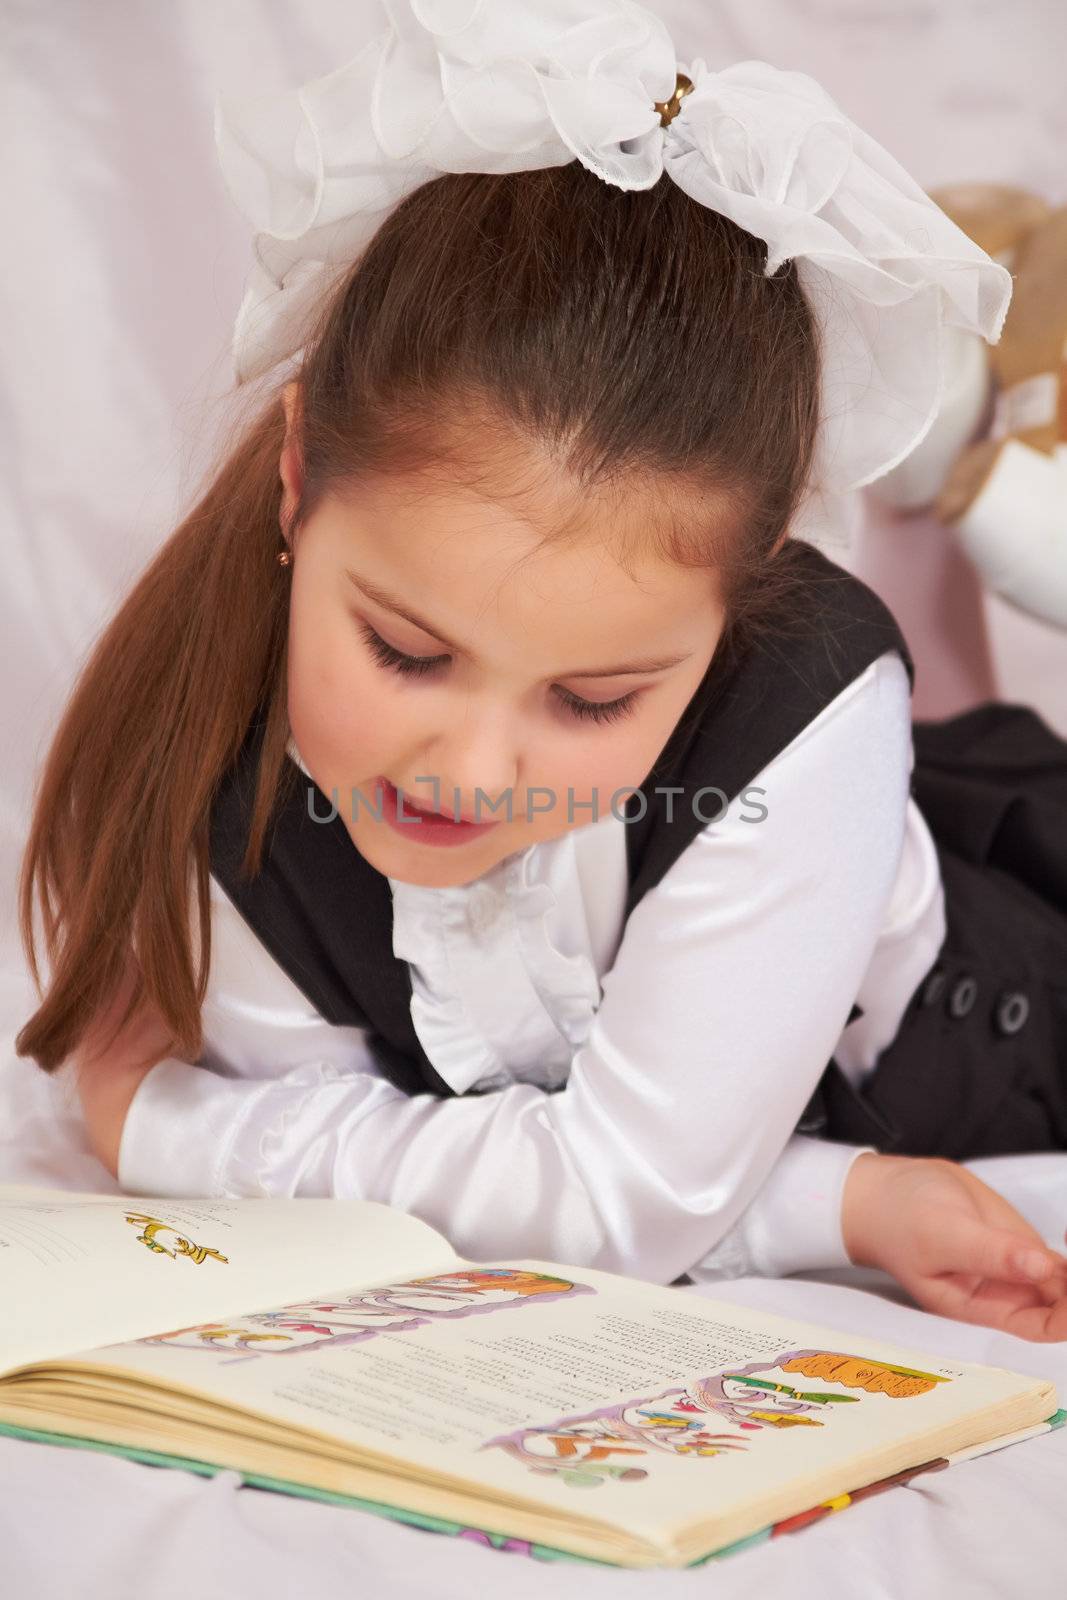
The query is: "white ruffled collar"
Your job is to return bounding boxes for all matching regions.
[388,824,618,1094]
[285,738,625,1095]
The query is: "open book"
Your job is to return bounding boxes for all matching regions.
[0,1182,1061,1569]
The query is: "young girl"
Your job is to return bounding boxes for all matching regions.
[16,4,1067,1341]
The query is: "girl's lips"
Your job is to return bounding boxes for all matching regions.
[376,777,501,845]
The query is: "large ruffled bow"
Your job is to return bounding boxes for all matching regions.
[215,0,1011,496]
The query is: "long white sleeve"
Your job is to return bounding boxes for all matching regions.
[119,652,913,1285]
[685,1134,876,1281]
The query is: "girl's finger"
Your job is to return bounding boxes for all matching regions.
[936,1214,1062,1286]
[915,1270,1046,1332]
[930,1261,1067,1341]
[1034,1261,1067,1307]
[999,1285,1067,1343]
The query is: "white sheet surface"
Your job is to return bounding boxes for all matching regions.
[4,2,1067,1594]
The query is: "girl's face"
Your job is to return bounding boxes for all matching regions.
[280,389,726,888]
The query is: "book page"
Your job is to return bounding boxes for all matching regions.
[0,1185,456,1374]
[27,1255,1055,1548]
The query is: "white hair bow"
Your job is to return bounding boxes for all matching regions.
[215,0,1011,502]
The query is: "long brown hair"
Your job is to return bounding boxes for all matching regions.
[17,161,821,1075]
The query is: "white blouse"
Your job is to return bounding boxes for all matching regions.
[118,649,946,1286]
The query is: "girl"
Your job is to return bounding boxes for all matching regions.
[15,4,1067,1341]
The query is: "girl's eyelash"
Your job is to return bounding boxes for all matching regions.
[358,620,446,680]
[356,620,640,726]
[553,686,639,726]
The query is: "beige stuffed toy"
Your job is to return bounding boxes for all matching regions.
[869,183,1067,630]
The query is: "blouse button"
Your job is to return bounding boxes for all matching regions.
[947,974,978,1020]
[993,990,1030,1037]
[919,965,947,1007]
[467,884,502,937]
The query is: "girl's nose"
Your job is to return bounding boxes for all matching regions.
[420,710,520,821]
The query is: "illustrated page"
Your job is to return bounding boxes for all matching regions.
[45,1255,1052,1541]
[0,1185,456,1373]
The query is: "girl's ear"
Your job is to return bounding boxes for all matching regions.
[279,381,305,538]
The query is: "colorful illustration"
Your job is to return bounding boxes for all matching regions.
[138,1267,591,1359]
[125,1212,229,1266]
[485,1349,950,1487]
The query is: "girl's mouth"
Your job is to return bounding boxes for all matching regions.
[375,777,501,847]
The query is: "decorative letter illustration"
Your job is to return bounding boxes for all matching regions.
[125,1212,229,1265]
[485,1349,950,1487]
[138,1267,591,1357]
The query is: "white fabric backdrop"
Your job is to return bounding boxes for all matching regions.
[3,4,1066,1594]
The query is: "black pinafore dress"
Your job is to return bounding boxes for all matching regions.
[813,699,1067,1158]
[209,540,1067,1165]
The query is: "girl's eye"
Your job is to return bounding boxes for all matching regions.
[552,687,640,726]
[358,621,448,679]
[357,619,639,725]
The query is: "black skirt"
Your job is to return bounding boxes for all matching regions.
[807,701,1067,1159]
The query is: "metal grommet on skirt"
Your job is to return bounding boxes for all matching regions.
[993,989,1030,1037]
[919,965,947,1007]
[947,974,979,1019]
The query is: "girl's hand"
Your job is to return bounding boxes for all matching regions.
[68,955,178,1181]
[843,1152,1067,1342]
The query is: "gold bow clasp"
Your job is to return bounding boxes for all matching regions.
[654,71,694,128]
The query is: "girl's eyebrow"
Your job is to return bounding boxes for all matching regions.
[344,567,693,678]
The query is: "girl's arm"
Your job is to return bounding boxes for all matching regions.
[68,950,178,1178]
[109,651,913,1287]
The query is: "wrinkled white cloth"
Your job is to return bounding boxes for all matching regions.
[118,649,946,1285]
[214,0,1012,522]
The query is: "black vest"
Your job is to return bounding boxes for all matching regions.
[209,540,914,1133]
